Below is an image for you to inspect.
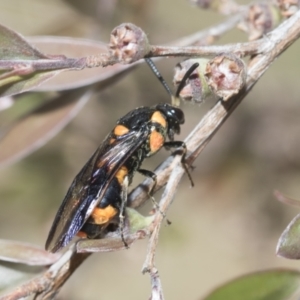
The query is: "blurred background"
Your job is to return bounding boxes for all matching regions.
[0,0,300,299]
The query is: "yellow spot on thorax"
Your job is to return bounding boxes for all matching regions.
[151,111,167,128]
[114,124,129,136]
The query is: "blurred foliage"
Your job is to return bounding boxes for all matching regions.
[203,270,300,300]
[0,0,300,299]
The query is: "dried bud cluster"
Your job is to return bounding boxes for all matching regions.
[173,59,212,104]
[109,23,150,64]
[204,54,247,101]
[238,3,282,40]
[277,0,300,17]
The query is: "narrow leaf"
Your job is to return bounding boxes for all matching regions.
[203,269,300,300]
[0,88,91,168]
[28,36,136,91]
[277,214,300,259]
[0,239,60,266]
[0,24,87,97]
[0,265,32,292]
[0,69,63,97]
[0,23,48,60]
[274,190,300,207]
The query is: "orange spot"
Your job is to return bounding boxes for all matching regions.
[149,131,164,153]
[115,166,128,184]
[109,138,116,144]
[151,111,167,128]
[77,231,87,238]
[114,125,129,136]
[91,205,118,225]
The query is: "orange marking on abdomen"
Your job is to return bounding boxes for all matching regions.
[149,131,164,153]
[91,205,118,225]
[77,231,87,238]
[151,111,167,128]
[115,165,128,185]
[114,124,129,136]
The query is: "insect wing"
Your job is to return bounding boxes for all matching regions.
[46,128,149,252]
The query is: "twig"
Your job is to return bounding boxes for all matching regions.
[0,15,242,72]
[1,9,300,300]
[142,155,183,274]
[35,252,90,300]
[135,9,300,296]
[0,14,247,300]
[148,39,263,58]
[76,230,148,253]
[169,13,243,46]
[129,9,300,208]
[148,268,165,300]
[0,245,90,300]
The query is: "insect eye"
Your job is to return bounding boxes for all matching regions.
[155,104,185,125]
[179,110,184,123]
[170,107,184,124]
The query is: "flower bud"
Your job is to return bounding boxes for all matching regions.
[276,0,300,17]
[173,59,212,104]
[109,23,150,64]
[238,3,282,40]
[204,53,247,101]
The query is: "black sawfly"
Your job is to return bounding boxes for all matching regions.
[45,59,199,253]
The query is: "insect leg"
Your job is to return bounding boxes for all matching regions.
[119,176,129,248]
[138,169,167,218]
[138,169,157,196]
[164,141,194,187]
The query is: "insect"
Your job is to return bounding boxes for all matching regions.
[45,60,198,253]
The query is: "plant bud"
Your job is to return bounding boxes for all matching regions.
[204,53,247,101]
[126,208,154,233]
[276,0,300,17]
[238,3,282,40]
[109,23,150,64]
[173,59,212,104]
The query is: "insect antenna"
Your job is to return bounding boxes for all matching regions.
[145,58,199,106]
[145,58,196,184]
[145,58,173,97]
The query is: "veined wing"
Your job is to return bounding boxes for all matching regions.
[46,127,149,252]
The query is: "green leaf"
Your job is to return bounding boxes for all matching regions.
[0,239,60,265]
[277,214,300,259]
[203,269,300,300]
[0,69,64,97]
